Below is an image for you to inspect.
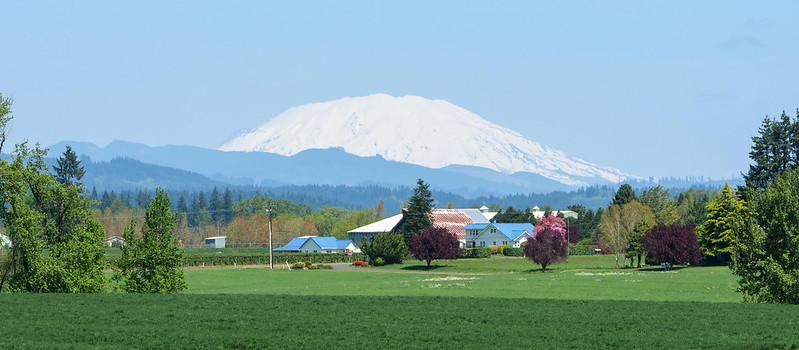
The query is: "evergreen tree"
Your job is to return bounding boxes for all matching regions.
[639,185,679,225]
[222,188,234,224]
[209,187,223,223]
[696,182,745,263]
[612,184,637,206]
[115,188,186,293]
[743,110,799,190]
[52,146,85,186]
[398,179,435,243]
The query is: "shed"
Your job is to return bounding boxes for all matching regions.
[205,236,227,249]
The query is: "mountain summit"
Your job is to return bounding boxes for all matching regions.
[219,94,633,186]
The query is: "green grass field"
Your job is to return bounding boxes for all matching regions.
[1,255,798,349]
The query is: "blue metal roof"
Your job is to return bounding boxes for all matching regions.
[274,236,356,251]
[274,237,307,251]
[491,223,534,241]
[463,223,491,230]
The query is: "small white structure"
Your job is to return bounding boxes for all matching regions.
[463,223,534,248]
[205,236,227,249]
[0,234,12,248]
[105,236,125,247]
[274,236,360,254]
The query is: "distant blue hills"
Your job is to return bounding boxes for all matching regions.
[49,140,581,196]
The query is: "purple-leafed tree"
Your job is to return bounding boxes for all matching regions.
[641,224,701,265]
[408,227,463,267]
[524,216,568,271]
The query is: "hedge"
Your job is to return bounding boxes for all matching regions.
[460,247,492,259]
[107,252,366,267]
[568,245,597,256]
[502,247,523,257]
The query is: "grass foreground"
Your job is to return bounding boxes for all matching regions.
[1,255,798,349]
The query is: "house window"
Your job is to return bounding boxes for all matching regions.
[493,241,496,246]
[480,242,485,246]
[490,229,496,233]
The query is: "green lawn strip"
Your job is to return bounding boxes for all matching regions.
[376,254,625,273]
[184,266,739,303]
[0,294,796,349]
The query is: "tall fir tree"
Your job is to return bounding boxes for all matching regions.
[697,182,746,263]
[398,179,435,243]
[115,187,186,293]
[744,110,799,191]
[52,146,85,186]
[612,184,637,206]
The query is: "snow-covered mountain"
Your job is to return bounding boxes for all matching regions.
[219,94,635,186]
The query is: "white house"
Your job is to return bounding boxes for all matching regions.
[0,234,11,248]
[463,223,534,248]
[105,236,125,247]
[274,236,360,254]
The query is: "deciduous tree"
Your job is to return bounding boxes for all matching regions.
[641,225,701,265]
[731,169,799,304]
[524,218,568,271]
[408,227,462,267]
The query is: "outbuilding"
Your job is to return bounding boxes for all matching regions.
[205,236,227,249]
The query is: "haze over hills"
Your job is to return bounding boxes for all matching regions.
[220,94,637,186]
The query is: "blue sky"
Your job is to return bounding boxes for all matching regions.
[2,1,797,179]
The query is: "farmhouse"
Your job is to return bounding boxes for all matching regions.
[274,236,360,254]
[347,208,496,248]
[530,206,578,220]
[463,222,534,248]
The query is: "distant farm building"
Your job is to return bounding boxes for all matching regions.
[105,236,125,247]
[274,236,360,254]
[205,236,227,249]
[347,208,496,248]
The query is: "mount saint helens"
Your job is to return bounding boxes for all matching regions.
[220,94,635,186]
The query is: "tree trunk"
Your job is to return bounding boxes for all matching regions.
[426,260,431,267]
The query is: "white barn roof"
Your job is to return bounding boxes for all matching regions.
[347,213,403,233]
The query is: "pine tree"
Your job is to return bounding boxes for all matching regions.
[398,179,435,243]
[613,184,637,206]
[697,182,746,263]
[115,188,186,293]
[53,146,85,186]
[744,110,799,190]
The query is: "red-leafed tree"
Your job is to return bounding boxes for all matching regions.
[641,224,701,265]
[566,224,581,244]
[408,227,462,267]
[524,216,568,271]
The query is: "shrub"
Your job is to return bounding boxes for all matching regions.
[460,247,492,259]
[373,257,385,266]
[174,252,367,267]
[291,262,306,269]
[359,232,407,265]
[502,247,523,257]
[497,245,510,255]
[489,245,499,255]
[352,261,369,266]
[568,245,596,256]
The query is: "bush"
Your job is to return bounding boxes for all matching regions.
[488,245,499,255]
[497,245,510,256]
[502,247,523,257]
[460,247,492,259]
[352,261,369,266]
[359,232,407,265]
[373,257,385,266]
[568,245,596,256]
[176,252,367,267]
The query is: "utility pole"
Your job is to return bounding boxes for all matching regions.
[267,208,273,269]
